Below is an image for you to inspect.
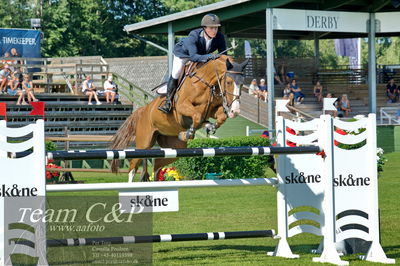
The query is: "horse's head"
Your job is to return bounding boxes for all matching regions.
[219,57,249,118]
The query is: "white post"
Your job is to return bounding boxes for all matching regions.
[363,114,395,264]
[246,126,250,136]
[368,13,377,114]
[268,116,298,258]
[266,8,274,132]
[313,115,348,265]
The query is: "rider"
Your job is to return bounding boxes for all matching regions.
[158,13,227,113]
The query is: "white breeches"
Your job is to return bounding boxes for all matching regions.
[171,55,190,79]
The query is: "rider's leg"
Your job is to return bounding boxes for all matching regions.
[158,56,188,113]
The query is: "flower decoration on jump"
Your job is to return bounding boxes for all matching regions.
[150,167,184,181]
[46,159,62,183]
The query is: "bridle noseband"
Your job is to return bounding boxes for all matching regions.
[188,61,243,118]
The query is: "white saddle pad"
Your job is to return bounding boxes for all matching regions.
[154,83,167,95]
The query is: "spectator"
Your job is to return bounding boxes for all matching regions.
[10,48,20,58]
[82,75,101,105]
[313,81,323,103]
[286,92,296,114]
[10,48,21,66]
[282,82,291,99]
[103,76,117,104]
[340,94,352,117]
[8,72,20,96]
[2,52,13,65]
[10,72,26,105]
[290,79,304,104]
[248,79,259,98]
[22,74,39,103]
[0,65,11,94]
[386,78,398,103]
[258,78,268,102]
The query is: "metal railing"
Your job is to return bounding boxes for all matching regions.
[379,107,399,125]
[112,72,155,107]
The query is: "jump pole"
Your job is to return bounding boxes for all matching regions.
[47,178,278,192]
[40,146,322,160]
[37,230,275,247]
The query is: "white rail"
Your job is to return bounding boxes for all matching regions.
[47,178,278,192]
[379,107,399,125]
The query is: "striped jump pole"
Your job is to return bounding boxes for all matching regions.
[41,230,275,247]
[43,146,322,161]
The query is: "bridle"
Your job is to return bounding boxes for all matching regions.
[188,61,243,116]
[216,69,243,115]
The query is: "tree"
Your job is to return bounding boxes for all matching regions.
[0,0,34,29]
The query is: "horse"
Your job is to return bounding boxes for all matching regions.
[111,55,249,182]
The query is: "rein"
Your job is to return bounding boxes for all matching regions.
[186,60,243,125]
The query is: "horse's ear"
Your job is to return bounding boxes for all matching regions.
[226,59,233,70]
[240,58,250,70]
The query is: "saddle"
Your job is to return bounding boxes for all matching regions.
[153,62,198,95]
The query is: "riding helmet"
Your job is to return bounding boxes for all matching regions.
[201,14,221,27]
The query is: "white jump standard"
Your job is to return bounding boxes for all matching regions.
[0,115,395,266]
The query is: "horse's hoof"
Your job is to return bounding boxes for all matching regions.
[204,123,216,135]
[178,131,189,142]
[187,128,195,139]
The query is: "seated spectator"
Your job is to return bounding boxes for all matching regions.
[2,52,13,65]
[313,81,323,102]
[10,48,21,68]
[8,72,20,96]
[22,74,39,103]
[82,75,101,105]
[286,92,296,114]
[386,78,398,103]
[282,82,291,99]
[248,79,259,97]
[12,74,26,105]
[0,65,11,94]
[103,76,117,104]
[339,94,352,117]
[258,79,268,102]
[290,79,304,104]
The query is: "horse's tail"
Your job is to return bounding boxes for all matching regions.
[111,107,143,173]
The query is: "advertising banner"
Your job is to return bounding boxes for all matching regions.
[0,28,41,58]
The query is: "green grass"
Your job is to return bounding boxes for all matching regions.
[42,153,400,265]
[195,115,266,139]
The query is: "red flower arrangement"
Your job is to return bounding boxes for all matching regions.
[46,159,62,183]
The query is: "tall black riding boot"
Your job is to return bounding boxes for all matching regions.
[158,76,178,113]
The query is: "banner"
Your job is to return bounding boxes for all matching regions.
[0,28,41,58]
[273,8,368,33]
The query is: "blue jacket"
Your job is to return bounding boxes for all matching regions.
[173,28,227,62]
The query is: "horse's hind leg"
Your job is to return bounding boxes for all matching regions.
[139,159,150,182]
[153,135,187,181]
[128,159,141,182]
[127,126,157,182]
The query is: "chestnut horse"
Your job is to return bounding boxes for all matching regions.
[111,55,248,181]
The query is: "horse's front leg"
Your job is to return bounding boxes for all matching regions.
[203,106,228,136]
[176,101,202,141]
